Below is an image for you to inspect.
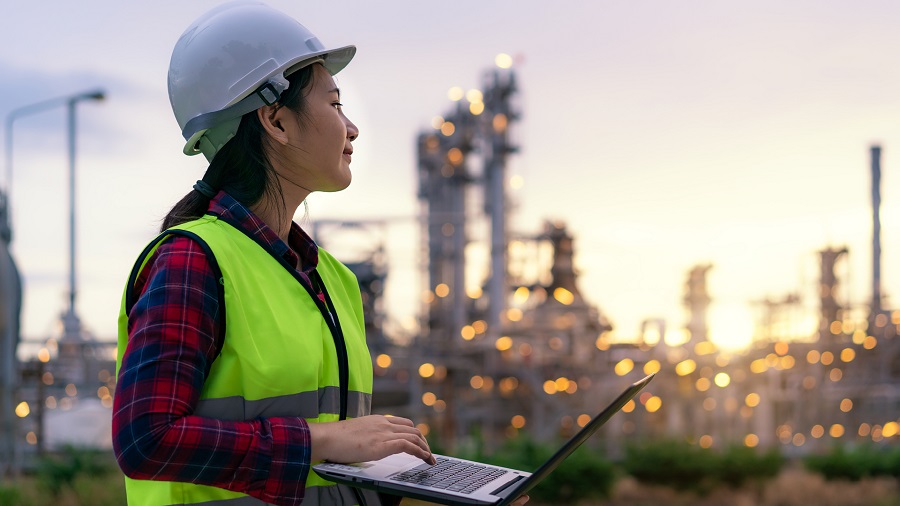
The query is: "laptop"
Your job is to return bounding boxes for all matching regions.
[314,373,655,506]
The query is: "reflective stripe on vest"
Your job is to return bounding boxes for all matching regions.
[117,215,374,505]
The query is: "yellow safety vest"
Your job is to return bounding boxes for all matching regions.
[116,215,375,505]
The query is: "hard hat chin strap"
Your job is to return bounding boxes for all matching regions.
[182,76,289,149]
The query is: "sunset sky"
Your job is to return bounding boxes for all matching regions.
[1,0,898,352]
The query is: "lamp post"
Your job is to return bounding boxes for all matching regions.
[1,88,104,477]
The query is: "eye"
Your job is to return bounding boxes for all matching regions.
[332,102,343,110]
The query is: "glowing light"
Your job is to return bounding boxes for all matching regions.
[435,283,450,298]
[744,434,759,447]
[418,363,435,378]
[839,399,853,412]
[38,348,50,363]
[422,392,437,406]
[615,358,634,376]
[495,336,513,351]
[829,424,845,438]
[470,375,484,389]
[422,290,435,303]
[42,372,53,386]
[506,308,523,322]
[431,116,444,129]
[675,359,696,376]
[467,286,483,299]
[25,432,37,445]
[577,414,591,427]
[699,435,713,448]
[745,393,760,407]
[566,381,578,394]
[802,376,816,389]
[863,336,877,349]
[519,343,532,356]
[493,113,509,133]
[549,336,564,350]
[811,425,825,438]
[15,402,29,418]
[495,53,513,68]
[840,348,855,362]
[433,400,446,413]
[859,423,871,437]
[820,351,834,365]
[45,397,56,409]
[553,287,575,305]
[830,321,842,335]
[466,89,483,103]
[555,377,570,392]
[447,147,464,166]
[829,368,843,382]
[472,320,487,333]
[774,342,789,356]
[883,422,898,437]
[447,86,464,101]
[709,303,755,350]
[703,398,716,411]
[694,341,716,355]
[852,330,866,344]
[714,373,731,388]
[695,378,711,392]
[543,380,557,395]
[97,386,110,399]
[643,359,661,375]
[595,334,610,351]
[460,326,476,341]
[440,121,456,137]
[715,355,730,367]
[806,350,820,364]
[792,433,805,446]
[65,384,77,397]
[511,415,526,429]
[622,400,635,413]
[750,359,768,374]
[779,356,795,369]
[376,354,392,368]
[417,423,430,437]
[469,101,485,115]
[513,286,530,305]
[509,174,524,189]
[499,377,519,393]
[645,396,662,413]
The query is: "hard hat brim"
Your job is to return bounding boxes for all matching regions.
[181,43,356,157]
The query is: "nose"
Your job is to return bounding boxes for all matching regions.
[345,115,359,142]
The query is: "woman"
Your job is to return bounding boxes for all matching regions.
[112,3,435,505]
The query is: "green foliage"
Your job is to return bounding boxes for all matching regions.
[623,439,785,492]
[36,446,115,496]
[717,444,784,487]
[0,483,22,506]
[805,444,900,481]
[623,439,718,492]
[466,434,616,503]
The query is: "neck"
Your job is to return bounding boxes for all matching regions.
[249,175,309,243]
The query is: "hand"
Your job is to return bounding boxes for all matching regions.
[308,415,435,465]
[510,495,529,505]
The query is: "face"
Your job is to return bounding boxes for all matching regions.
[273,63,359,193]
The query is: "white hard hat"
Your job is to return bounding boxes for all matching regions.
[168,1,356,160]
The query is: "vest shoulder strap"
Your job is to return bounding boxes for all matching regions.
[124,229,226,340]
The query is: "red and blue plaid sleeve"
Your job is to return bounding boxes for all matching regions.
[112,235,313,506]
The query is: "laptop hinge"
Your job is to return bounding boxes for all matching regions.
[490,475,524,496]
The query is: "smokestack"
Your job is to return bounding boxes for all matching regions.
[871,145,882,319]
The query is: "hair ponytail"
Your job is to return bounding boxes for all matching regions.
[160,65,315,232]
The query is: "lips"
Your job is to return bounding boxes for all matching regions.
[343,147,353,162]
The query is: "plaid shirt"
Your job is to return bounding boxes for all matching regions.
[113,191,323,506]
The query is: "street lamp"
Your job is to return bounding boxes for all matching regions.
[1,88,104,476]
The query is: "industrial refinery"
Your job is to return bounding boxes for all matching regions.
[0,60,898,478]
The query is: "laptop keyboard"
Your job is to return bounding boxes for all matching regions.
[390,457,510,494]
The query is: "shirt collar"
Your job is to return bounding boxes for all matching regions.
[206,191,319,272]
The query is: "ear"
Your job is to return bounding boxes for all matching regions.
[257,105,291,145]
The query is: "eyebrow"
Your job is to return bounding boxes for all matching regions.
[328,87,341,98]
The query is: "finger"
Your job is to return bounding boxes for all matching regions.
[384,438,432,461]
[385,416,415,427]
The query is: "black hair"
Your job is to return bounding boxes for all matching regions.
[161,64,316,232]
